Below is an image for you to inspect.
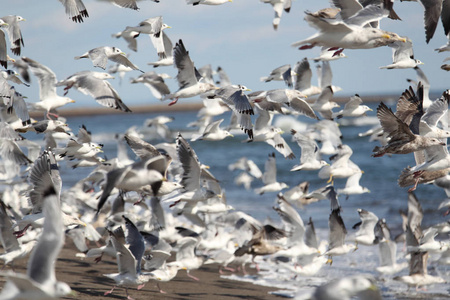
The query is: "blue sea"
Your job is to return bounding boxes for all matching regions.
[24,101,450,299]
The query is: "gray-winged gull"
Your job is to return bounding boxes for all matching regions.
[254,153,288,195]
[380,37,423,69]
[0,186,73,299]
[58,0,89,23]
[22,57,76,119]
[163,39,217,105]
[57,70,132,112]
[290,129,328,171]
[75,46,143,72]
[103,216,153,299]
[292,5,405,52]
[0,15,25,56]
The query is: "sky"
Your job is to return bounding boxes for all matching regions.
[2,0,450,109]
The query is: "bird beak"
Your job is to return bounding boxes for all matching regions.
[245,88,252,92]
[382,34,391,39]
[70,100,76,103]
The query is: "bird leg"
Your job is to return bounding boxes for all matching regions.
[408,177,421,193]
[125,287,135,300]
[137,284,145,290]
[104,285,116,296]
[46,111,59,120]
[169,200,181,208]
[326,256,333,266]
[332,48,344,57]
[187,270,199,281]
[63,84,74,96]
[223,266,235,272]
[168,98,179,106]
[327,174,334,185]
[298,44,315,50]
[94,253,104,263]
[133,194,145,206]
[156,283,166,294]
[413,170,424,178]
[13,224,31,238]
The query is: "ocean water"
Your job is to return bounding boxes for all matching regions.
[23,101,450,299]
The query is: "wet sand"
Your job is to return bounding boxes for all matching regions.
[0,241,279,300]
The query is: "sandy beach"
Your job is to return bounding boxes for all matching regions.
[0,240,279,300]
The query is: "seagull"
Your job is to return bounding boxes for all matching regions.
[380,37,423,69]
[75,46,143,72]
[163,39,217,105]
[103,216,153,299]
[56,71,132,112]
[192,118,233,141]
[254,153,288,195]
[209,84,254,139]
[312,46,347,62]
[148,32,174,67]
[292,58,322,96]
[310,86,340,120]
[22,57,75,119]
[58,0,89,23]
[292,6,405,52]
[324,187,357,264]
[0,15,25,56]
[265,88,319,119]
[336,172,370,197]
[112,28,138,52]
[260,64,291,84]
[325,208,357,264]
[372,102,446,157]
[166,133,219,205]
[127,17,171,61]
[416,0,450,43]
[290,129,328,171]
[125,16,170,36]
[170,236,204,281]
[260,0,292,30]
[394,251,446,288]
[312,274,381,300]
[186,0,233,5]
[331,94,372,119]
[0,199,37,267]
[0,20,10,69]
[97,155,168,214]
[143,250,182,293]
[374,218,408,274]
[352,209,378,246]
[272,194,318,256]
[0,186,73,300]
[130,71,171,100]
[319,144,360,184]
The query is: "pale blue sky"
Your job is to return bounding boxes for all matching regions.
[2,0,449,108]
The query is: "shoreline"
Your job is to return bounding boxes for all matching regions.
[0,242,279,300]
[31,94,400,118]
